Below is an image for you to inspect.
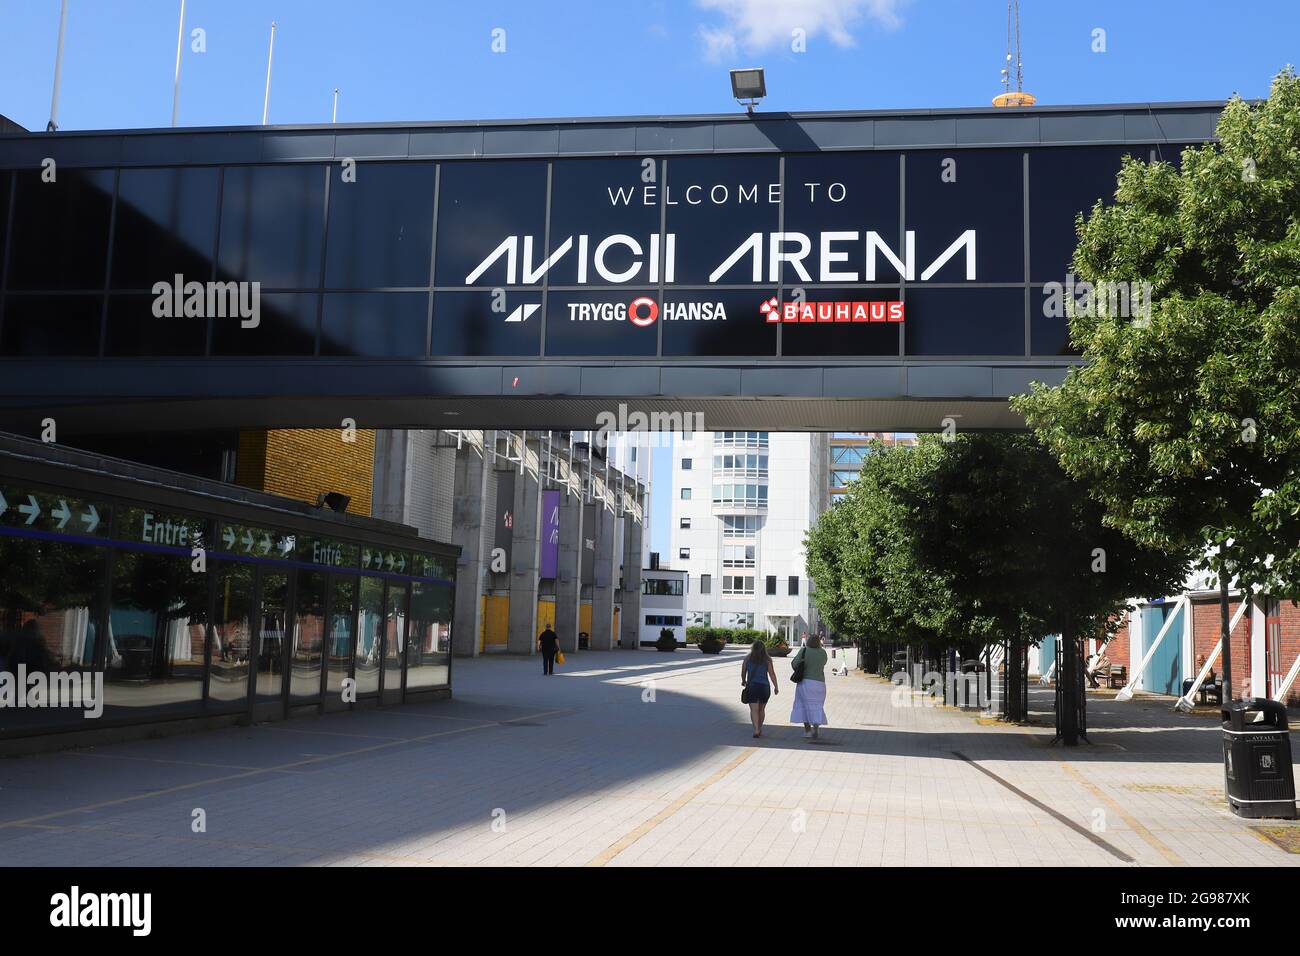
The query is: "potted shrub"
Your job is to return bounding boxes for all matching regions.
[656,628,678,652]
[685,625,708,645]
[766,633,790,657]
[699,627,725,655]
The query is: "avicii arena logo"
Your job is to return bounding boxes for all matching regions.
[465,230,976,286]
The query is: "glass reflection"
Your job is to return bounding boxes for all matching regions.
[254,572,288,702]
[111,167,220,290]
[290,569,326,703]
[218,165,326,288]
[384,583,407,701]
[209,561,252,708]
[407,581,451,690]
[355,576,383,696]
[8,168,115,290]
[326,576,356,708]
[0,294,103,357]
[0,536,104,736]
[106,549,206,715]
[321,292,427,357]
[326,162,435,288]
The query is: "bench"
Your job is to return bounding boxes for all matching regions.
[1103,664,1127,689]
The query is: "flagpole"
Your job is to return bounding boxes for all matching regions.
[171,0,187,127]
[261,21,277,125]
[47,0,70,132]
[332,87,340,123]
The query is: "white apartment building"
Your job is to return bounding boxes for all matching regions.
[669,431,830,642]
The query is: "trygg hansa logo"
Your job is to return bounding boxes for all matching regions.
[566,297,726,326]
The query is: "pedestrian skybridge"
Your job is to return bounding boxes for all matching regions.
[0,102,1220,433]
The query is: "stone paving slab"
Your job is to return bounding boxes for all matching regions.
[0,646,1294,867]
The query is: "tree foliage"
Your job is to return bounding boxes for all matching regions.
[1013,68,1300,597]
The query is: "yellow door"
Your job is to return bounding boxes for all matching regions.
[484,595,510,649]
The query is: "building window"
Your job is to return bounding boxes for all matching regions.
[700,574,711,594]
[722,515,761,537]
[645,615,684,627]
[680,517,691,529]
[722,612,754,629]
[722,544,755,568]
[766,575,777,595]
[681,488,692,500]
[723,575,755,595]
[711,483,768,508]
[642,578,684,596]
[687,610,711,626]
[789,576,800,595]
[681,458,692,470]
[679,547,690,560]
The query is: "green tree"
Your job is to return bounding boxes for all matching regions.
[1014,68,1300,699]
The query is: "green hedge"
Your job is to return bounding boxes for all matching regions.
[679,627,789,646]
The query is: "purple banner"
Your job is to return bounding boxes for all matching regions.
[540,490,560,579]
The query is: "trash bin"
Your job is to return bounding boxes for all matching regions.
[1222,698,1297,819]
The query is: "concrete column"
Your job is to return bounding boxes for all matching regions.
[555,486,584,654]
[451,433,489,657]
[370,429,409,524]
[507,434,543,655]
[590,496,617,651]
[619,497,644,649]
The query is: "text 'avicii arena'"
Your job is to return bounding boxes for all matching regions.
[0,102,1221,432]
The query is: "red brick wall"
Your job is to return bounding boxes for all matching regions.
[1105,612,1131,670]
[1191,597,1253,697]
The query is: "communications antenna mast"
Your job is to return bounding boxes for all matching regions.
[993,0,1036,107]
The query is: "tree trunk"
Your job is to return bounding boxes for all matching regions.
[1219,569,1234,703]
[1060,609,1078,746]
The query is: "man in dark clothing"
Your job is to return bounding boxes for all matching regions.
[538,626,560,675]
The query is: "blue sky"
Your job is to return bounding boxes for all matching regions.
[3,0,1295,132]
[4,0,1294,554]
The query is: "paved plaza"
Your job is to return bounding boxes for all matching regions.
[0,647,1295,867]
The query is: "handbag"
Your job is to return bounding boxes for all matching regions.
[741,684,751,704]
[555,651,565,666]
[790,652,806,684]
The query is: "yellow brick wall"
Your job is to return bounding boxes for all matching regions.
[235,429,375,517]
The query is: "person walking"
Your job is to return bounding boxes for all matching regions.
[538,625,560,675]
[790,633,829,739]
[741,640,779,738]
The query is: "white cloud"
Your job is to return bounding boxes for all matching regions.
[696,0,907,57]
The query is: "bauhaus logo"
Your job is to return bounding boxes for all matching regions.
[759,297,904,323]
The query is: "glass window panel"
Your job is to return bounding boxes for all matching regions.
[665,155,780,285]
[218,165,326,288]
[779,287,902,357]
[905,149,1023,283]
[1030,284,1081,356]
[211,291,317,356]
[0,535,106,737]
[406,581,451,690]
[548,158,661,286]
[106,293,207,356]
[326,162,435,288]
[661,289,777,356]
[0,294,102,356]
[782,151,901,284]
[904,287,1025,357]
[289,569,326,703]
[105,548,206,718]
[1028,146,1143,283]
[430,290,541,356]
[209,560,252,709]
[326,576,356,707]
[253,571,288,703]
[9,168,115,290]
[544,289,658,356]
[0,170,10,287]
[435,160,547,287]
[111,166,219,290]
[355,576,383,696]
[383,582,407,700]
[321,291,427,357]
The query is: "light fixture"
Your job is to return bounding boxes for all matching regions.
[316,491,351,513]
[730,68,766,115]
